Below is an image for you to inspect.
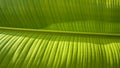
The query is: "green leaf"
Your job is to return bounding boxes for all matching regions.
[0,0,120,68]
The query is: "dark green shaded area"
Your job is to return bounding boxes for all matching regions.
[0,0,120,33]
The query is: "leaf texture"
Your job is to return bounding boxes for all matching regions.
[0,29,120,68]
[0,0,120,68]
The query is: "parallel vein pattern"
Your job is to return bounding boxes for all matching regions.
[0,30,120,68]
[0,0,120,68]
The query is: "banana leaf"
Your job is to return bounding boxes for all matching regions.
[0,0,120,68]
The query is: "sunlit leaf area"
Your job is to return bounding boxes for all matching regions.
[0,0,120,68]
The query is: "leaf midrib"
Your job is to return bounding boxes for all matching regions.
[0,26,120,37]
